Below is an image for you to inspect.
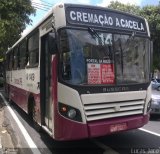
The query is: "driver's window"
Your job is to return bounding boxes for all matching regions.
[60,30,71,80]
[62,52,71,80]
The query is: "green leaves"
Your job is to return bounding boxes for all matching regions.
[108,1,141,15]
[0,0,35,58]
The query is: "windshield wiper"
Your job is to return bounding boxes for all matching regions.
[88,27,114,60]
[124,32,135,50]
[119,39,124,75]
[88,27,104,45]
[118,32,135,76]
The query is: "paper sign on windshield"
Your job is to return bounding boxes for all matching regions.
[101,64,115,84]
[87,63,101,84]
[87,59,115,84]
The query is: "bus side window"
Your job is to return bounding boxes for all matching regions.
[13,46,19,70]
[6,53,10,70]
[9,51,13,70]
[28,31,39,67]
[19,40,28,69]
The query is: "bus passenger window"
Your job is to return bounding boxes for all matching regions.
[13,47,19,70]
[28,32,39,67]
[19,40,27,69]
[6,53,10,70]
[9,51,13,70]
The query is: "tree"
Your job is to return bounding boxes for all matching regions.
[108,1,160,70]
[140,5,160,70]
[0,0,35,58]
[108,1,141,15]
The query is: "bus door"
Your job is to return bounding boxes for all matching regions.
[40,35,53,132]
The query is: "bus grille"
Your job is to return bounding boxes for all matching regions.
[83,100,144,121]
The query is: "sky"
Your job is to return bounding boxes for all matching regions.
[22,0,160,35]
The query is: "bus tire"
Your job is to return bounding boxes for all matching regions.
[28,96,41,131]
[9,99,14,106]
[7,88,14,105]
[28,96,35,120]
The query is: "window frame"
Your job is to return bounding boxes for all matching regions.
[13,46,20,70]
[27,31,39,68]
[19,39,28,69]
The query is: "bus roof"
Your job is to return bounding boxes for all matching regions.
[6,3,149,54]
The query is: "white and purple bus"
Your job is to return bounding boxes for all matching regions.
[5,3,152,141]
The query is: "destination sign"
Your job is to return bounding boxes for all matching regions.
[65,5,147,34]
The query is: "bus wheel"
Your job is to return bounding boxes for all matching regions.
[9,99,14,106]
[8,89,14,105]
[28,97,36,120]
[28,97,41,131]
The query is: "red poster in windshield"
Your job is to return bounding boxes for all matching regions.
[101,64,115,84]
[87,63,101,84]
[87,59,115,84]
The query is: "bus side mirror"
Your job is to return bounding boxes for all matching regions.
[48,33,57,54]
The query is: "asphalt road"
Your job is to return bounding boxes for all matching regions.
[1,89,160,154]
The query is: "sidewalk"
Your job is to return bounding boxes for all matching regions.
[0,89,18,154]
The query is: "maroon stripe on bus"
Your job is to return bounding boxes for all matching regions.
[9,85,40,114]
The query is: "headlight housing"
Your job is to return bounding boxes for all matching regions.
[58,102,82,122]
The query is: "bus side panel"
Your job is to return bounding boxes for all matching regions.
[54,113,89,141]
[9,83,41,123]
[52,56,88,140]
[10,85,28,112]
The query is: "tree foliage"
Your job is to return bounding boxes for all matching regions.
[140,5,160,70]
[108,1,160,70]
[0,0,35,58]
[108,1,141,15]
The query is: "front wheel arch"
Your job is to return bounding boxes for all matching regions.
[28,95,35,120]
[27,95,41,131]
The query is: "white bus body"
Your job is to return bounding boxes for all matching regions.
[6,3,151,141]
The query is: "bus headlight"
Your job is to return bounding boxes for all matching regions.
[67,109,77,119]
[58,102,82,122]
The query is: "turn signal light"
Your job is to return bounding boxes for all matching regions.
[61,106,67,112]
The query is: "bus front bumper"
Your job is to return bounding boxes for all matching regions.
[55,114,149,141]
[87,114,149,138]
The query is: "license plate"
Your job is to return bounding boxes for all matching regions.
[110,123,127,133]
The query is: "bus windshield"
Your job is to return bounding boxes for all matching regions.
[59,28,150,85]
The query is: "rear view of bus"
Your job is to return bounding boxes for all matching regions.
[52,4,151,140]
